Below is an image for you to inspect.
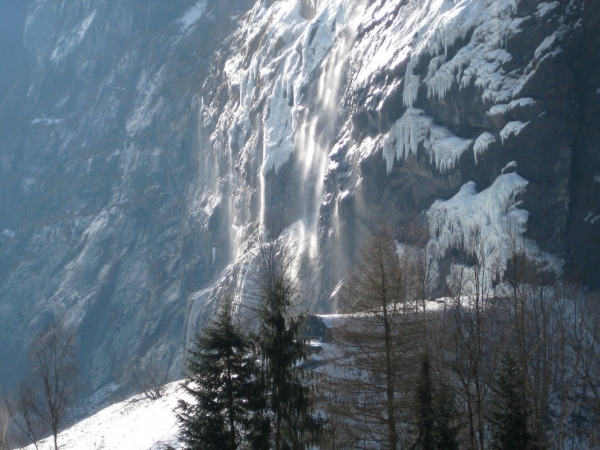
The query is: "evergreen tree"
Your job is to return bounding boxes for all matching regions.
[491,352,530,450]
[434,383,460,450]
[414,354,460,450]
[257,276,321,450]
[177,300,258,450]
[415,354,436,450]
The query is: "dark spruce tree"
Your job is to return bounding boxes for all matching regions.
[414,354,460,450]
[414,354,436,450]
[491,352,530,450]
[257,275,322,450]
[177,300,258,450]
[434,382,460,450]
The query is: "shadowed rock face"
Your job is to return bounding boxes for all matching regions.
[0,0,256,395]
[0,0,599,399]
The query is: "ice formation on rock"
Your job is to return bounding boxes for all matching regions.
[473,132,496,164]
[201,0,573,309]
[426,171,562,291]
[426,173,525,289]
[500,121,530,143]
[382,108,472,173]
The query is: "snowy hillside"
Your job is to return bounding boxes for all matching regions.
[19,382,188,450]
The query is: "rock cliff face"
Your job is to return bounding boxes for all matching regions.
[0,0,598,397]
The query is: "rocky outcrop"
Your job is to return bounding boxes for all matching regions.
[0,0,598,399]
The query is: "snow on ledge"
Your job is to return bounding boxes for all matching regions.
[584,212,600,225]
[31,117,64,126]
[1,229,15,239]
[487,97,535,116]
[535,34,559,59]
[501,161,517,174]
[536,2,560,18]
[50,10,97,62]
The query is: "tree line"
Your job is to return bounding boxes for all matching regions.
[176,226,600,450]
[318,226,600,450]
[2,223,599,450]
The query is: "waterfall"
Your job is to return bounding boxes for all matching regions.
[284,0,366,258]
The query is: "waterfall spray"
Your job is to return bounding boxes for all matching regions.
[294,0,367,258]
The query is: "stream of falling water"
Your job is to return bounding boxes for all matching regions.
[293,0,366,260]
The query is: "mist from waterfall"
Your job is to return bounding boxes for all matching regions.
[294,3,363,258]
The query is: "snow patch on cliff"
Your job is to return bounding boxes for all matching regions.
[535,34,560,59]
[31,116,64,126]
[537,2,560,17]
[51,10,97,62]
[126,67,166,136]
[488,97,535,116]
[1,229,16,239]
[584,212,600,225]
[178,0,208,33]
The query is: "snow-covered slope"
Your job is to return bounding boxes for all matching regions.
[19,382,187,450]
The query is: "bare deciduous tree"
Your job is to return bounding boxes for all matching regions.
[324,227,427,450]
[126,356,168,401]
[0,397,12,450]
[442,230,503,450]
[5,378,45,450]
[7,323,79,450]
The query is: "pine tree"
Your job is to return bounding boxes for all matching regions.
[177,300,258,450]
[491,352,530,450]
[257,276,321,450]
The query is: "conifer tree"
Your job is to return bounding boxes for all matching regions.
[414,354,460,450]
[177,300,258,450]
[491,352,530,450]
[249,235,322,450]
[434,382,460,450]
[414,354,436,450]
[257,275,321,450]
